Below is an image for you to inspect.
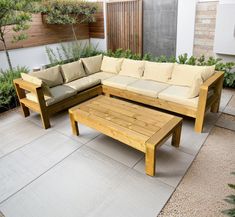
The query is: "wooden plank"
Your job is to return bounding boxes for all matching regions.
[0,5,105,51]
[106,0,143,53]
[79,104,158,136]
[79,101,160,132]
[20,98,41,113]
[89,3,105,39]
[146,117,182,147]
[74,109,148,152]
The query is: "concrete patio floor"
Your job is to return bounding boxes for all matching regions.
[0,89,234,217]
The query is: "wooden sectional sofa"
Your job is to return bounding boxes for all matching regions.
[14,54,224,133]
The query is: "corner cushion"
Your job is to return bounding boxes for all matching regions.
[101,56,124,74]
[81,54,103,75]
[87,71,115,82]
[102,75,138,89]
[64,76,101,92]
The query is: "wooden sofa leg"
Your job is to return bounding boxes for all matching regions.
[195,116,204,133]
[21,104,30,117]
[14,82,30,117]
[211,75,223,113]
[195,85,208,133]
[210,100,220,113]
[40,111,51,129]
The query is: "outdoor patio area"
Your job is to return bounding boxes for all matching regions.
[0,88,234,217]
[1,0,235,216]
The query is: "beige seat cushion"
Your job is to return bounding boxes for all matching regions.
[65,76,101,92]
[21,73,52,97]
[81,54,103,75]
[102,75,138,89]
[26,85,76,106]
[61,60,86,83]
[101,56,124,74]
[143,62,174,83]
[126,80,170,97]
[158,85,199,108]
[119,59,145,78]
[87,72,115,82]
[31,65,63,87]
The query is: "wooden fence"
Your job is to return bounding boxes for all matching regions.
[0,2,104,51]
[106,0,143,54]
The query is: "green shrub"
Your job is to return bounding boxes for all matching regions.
[0,67,29,113]
[105,50,235,88]
[40,0,98,25]
[45,42,102,67]
[46,45,235,88]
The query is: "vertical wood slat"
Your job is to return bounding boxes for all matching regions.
[106,0,143,55]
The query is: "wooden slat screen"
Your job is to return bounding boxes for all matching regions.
[0,5,105,51]
[89,2,105,38]
[106,0,143,54]
[0,14,89,51]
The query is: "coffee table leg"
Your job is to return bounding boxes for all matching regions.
[69,113,79,136]
[171,121,182,148]
[145,144,156,176]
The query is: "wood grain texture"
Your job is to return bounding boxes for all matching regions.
[89,2,105,39]
[106,0,143,54]
[69,95,182,176]
[0,4,105,51]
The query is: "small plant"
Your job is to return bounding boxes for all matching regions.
[155,55,168,63]
[222,172,235,217]
[45,42,101,67]
[142,53,154,61]
[186,56,197,65]
[0,67,29,113]
[178,53,188,64]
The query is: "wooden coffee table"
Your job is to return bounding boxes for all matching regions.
[69,95,182,176]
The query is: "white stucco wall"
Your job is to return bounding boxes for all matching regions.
[176,0,197,57]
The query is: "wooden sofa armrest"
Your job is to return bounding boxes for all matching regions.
[14,78,50,129]
[195,71,224,133]
[200,71,224,90]
[13,78,42,93]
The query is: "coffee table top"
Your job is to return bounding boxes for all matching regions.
[69,95,182,152]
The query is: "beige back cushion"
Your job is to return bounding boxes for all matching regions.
[21,73,52,97]
[143,62,174,83]
[81,54,103,75]
[61,60,86,83]
[101,56,124,74]
[202,65,215,81]
[119,59,145,78]
[31,65,63,87]
[186,73,203,98]
[169,64,206,86]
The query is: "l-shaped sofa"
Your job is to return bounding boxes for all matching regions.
[14,54,224,133]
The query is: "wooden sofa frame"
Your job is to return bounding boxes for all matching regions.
[13,71,224,133]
